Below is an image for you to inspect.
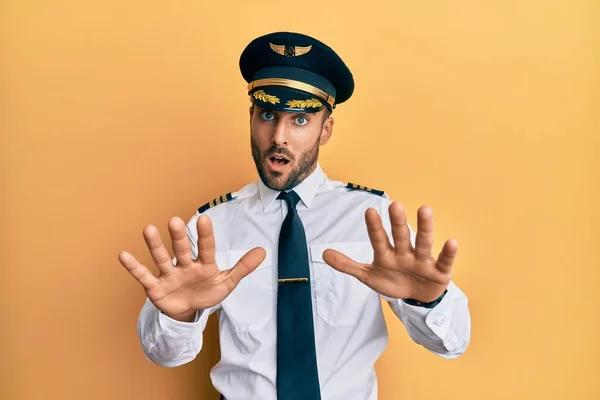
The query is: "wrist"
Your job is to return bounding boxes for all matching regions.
[403,289,448,309]
[164,310,197,322]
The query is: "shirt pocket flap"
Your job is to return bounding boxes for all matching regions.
[310,242,374,265]
[215,248,272,272]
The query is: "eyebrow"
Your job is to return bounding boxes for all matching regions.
[260,108,310,119]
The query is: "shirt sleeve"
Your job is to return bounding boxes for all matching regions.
[136,211,222,367]
[137,298,220,367]
[377,198,472,358]
[385,281,471,358]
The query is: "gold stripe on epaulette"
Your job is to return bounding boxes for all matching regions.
[352,184,372,191]
[198,192,234,214]
[347,182,384,196]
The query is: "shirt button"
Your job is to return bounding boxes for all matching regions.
[436,318,445,326]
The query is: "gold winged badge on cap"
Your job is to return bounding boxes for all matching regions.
[269,43,312,57]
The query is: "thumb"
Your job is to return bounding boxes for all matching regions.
[227,247,267,286]
[322,249,369,283]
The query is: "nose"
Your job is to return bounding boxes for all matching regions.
[271,118,289,146]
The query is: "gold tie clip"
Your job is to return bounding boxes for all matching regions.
[277,278,308,283]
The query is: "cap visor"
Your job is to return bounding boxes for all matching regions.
[250,87,328,113]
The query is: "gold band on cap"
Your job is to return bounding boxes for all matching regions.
[248,78,335,108]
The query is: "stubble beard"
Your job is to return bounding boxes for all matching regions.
[251,133,321,191]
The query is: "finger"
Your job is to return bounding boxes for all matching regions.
[168,217,193,267]
[436,238,458,274]
[415,206,434,261]
[227,247,267,287]
[143,225,174,276]
[322,249,369,284]
[365,208,393,256]
[196,215,216,265]
[389,202,412,255]
[118,250,159,290]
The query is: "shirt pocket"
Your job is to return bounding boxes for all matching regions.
[215,248,274,332]
[310,242,375,327]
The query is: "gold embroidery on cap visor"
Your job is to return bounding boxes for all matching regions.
[252,90,280,105]
[286,98,323,109]
[248,78,335,108]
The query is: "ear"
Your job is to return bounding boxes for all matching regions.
[319,115,334,145]
[249,104,255,121]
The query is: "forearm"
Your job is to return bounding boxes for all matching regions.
[387,281,471,358]
[137,298,214,367]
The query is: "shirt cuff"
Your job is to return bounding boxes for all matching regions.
[384,281,462,340]
[406,281,469,354]
[158,309,206,337]
[425,282,469,353]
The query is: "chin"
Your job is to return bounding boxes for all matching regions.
[254,153,304,191]
[262,174,288,191]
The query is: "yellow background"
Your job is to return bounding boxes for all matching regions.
[2,1,598,399]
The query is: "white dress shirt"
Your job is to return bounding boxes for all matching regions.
[137,163,471,400]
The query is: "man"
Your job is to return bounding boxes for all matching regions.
[119,31,471,400]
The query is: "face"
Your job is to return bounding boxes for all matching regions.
[250,105,334,191]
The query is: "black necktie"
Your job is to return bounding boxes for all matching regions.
[276,190,321,400]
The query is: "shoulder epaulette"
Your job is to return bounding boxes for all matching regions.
[197,192,234,214]
[346,182,385,196]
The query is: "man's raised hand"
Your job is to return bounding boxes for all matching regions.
[119,215,266,321]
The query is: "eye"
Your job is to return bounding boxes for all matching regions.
[260,111,275,121]
[295,116,308,126]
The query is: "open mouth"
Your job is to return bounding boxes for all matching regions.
[268,155,290,166]
[267,153,291,172]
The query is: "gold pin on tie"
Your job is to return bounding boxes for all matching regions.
[277,278,308,283]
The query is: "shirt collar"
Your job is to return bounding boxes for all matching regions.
[257,163,326,212]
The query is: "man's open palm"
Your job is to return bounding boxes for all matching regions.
[118,215,266,321]
[323,203,456,303]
